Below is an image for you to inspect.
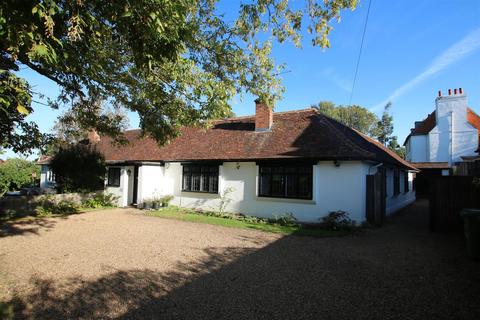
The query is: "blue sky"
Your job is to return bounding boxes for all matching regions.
[6,0,480,159]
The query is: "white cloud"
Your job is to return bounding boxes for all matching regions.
[371,27,480,111]
[322,68,352,93]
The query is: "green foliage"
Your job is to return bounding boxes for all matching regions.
[0,70,52,154]
[0,158,40,195]
[314,100,406,159]
[376,102,394,145]
[82,192,118,208]
[269,212,298,226]
[319,210,356,231]
[49,144,106,193]
[36,196,79,217]
[0,302,13,320]
[1,0,357,152]
[160,195,174,206]
[314,101,381,138]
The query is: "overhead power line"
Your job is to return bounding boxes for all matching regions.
[349,0,373,106]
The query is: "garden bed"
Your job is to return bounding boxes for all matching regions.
[146,206,357,237]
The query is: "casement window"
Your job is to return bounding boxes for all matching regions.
[47,170,55,182]
[107,167,121,187]
[258,165,313,199]
[393,169,400,196]
[182,165,219,193]
[404,171,409,193]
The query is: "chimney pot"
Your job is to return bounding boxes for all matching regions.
[438,90,442,97]
[454,88,458,95]
[255,99,273,131]
[459,87,463,94]
[448,89,452,95]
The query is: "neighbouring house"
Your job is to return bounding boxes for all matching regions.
[404,88,480,195]
[38,155,56,189]
[39,101,417,223]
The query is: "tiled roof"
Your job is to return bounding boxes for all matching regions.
[404,108,480,146]
[411,162,449,169]
[91,109,415,170]
[37,155,51,165]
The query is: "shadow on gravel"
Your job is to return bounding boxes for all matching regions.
[5,201,480,319]
[0,218,58,238]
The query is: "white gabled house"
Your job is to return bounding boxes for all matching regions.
[404,88,480,171]
[403,88,480,194]
[39,101,417,223]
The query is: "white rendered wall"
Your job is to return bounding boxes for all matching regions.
[429,94,478,165]
[105,166,133,207]
[163,161,369,223]
[383,168,415,215]
[407,135,428,162]
[137,165,164,203]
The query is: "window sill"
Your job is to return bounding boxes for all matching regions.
[181,191,220,198]
[256,196,315,205]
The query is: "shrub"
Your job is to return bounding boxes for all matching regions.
[82,192,118,208]
[36,198,79,217]
[320,211,356,231]
[269,212,298,227]
[49,144,106,193]
[161,195,174,207]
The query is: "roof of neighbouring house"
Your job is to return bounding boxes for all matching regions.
[37,155,51,165]
[403,108,480,146]
[37,109,417,170]
[410,162,450,169]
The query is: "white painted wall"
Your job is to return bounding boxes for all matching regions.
[406,93,479,165]
[407,135,428,162]
[137,165,164,203]
[105,166,134,207]
[160,161,370,223]
[39,164,57,189]
[383,168,416,215]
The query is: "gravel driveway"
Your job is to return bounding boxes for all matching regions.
[1,200,479,319]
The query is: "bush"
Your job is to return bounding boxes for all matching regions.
[36,197,79,217]
[320,211,356,231]
[269,212,298,227]
[161,195,174,206]
[49,144,106,193]
[82,192,118,208]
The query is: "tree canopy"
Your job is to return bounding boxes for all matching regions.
[313,101,406,158]
[0,158,40,195]
[1,0,357,153]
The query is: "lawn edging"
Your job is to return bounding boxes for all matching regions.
[145,207,356,237]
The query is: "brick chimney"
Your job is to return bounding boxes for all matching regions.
[87,130,101,144]
[255,99,273,131]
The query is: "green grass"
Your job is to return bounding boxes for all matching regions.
[146,207,352,237]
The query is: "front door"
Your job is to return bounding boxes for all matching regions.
[132,165,139,205]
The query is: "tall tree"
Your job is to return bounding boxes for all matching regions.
[1,0,358,152]
[313,101,380,138]
[0,158,40,195]
[376,102,394,145]
[314,101,406,159]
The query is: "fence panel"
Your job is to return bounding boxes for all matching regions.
[429,176,480,233]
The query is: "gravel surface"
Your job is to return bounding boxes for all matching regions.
[1,200,479,319]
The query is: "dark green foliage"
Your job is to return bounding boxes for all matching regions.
[49,144,106,193]
[0,158,40,195]
[314,101,381,138]
[314,101,406,159]
[320,211,356,231]
[82,193,118,208]
[1,0,357,152]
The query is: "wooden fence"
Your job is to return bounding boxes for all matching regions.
[429,176,480,233]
